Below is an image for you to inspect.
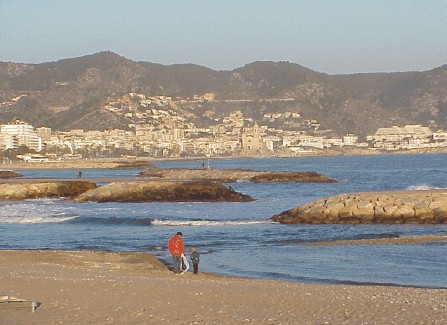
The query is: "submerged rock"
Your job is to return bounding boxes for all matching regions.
[0,181,97,200]
[73,180,254,203]
[272,190,447,224]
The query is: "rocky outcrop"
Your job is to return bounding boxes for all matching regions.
[73,181,254,203]
[0,181,97,200]
[0,170,22,179]
[272,190,447,224]
[250,171,336,183]
[139,168,337,183]
[112,161,157,169]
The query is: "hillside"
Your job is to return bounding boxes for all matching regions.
[0,51,446,137]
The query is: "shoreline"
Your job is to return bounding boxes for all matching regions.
[304,234,447,246]
[0,249,445,324]
[2,149,447,170]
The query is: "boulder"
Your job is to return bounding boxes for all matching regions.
[0,181,96,200]
[323,202,345,221]
[73,181,254,203]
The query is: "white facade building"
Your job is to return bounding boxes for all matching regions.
[0,120,43,151]
[367,125,433,149]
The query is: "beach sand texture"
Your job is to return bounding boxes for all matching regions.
[0,250,445,324]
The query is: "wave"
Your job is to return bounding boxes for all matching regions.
[0,202,77,224]
[405,184,445,190]
[0,211,272,226]
[151,219,272,227]
[68,217,272,227]
[0,214,76,224]
[66,216,154,226]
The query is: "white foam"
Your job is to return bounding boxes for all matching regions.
[0,215,76,224]
[151,219,272,227]
[405,184,444,191]
[0,202,76,224]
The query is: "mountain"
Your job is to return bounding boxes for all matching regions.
[0,51,446,138]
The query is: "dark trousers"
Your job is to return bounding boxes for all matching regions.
[193,264,199,274]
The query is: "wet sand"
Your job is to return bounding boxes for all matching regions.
[305,234,447,246]
[0,250,446,324]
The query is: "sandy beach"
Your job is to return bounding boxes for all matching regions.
[0,250,445,324]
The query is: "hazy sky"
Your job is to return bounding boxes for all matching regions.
[0,0,446,74]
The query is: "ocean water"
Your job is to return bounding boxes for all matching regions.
[1,153,447,288]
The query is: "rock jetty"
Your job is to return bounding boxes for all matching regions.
[272,190,447,224]
[73,181,254,203]
[140,168,337,183]
[0,170,22,179]
[0,181,96,200]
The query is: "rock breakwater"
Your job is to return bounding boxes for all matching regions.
[0,170,22,179]
[272,190,447,224]
[73,181,254,203]
[0,181,96,200]
[140,168,337,183]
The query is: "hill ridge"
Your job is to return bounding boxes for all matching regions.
[0,51,446,137]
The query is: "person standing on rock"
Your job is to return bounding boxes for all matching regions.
[168,232,184,274]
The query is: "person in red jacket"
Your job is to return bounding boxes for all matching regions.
[168,232,184,273]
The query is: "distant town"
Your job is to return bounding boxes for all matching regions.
[1,92,447,163]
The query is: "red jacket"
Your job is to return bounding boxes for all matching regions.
[168,234,184,256]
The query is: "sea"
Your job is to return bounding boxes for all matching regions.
[1,153,446,289]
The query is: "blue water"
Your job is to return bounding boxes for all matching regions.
[1,154,447,288]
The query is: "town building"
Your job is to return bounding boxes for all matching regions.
[0,120,43,151]
[367,125,433,149]
[241,122,264,152]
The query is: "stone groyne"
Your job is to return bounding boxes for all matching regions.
[140,168,337,183]
[0,181,96,200]
[0,180,253,202]
[73,181,254,203]
[0,170,22,179]
[272,190,447,224]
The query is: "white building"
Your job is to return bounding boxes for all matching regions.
[0,120,43,151]
[367,125,433,149]
[343,133,358,146]
[433,131,447,141]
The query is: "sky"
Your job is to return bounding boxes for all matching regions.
[0,0,446,74]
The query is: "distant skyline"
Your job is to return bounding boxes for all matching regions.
[0,0,446,74]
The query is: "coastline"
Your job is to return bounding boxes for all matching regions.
[1,148,447,171]
[0,159,137,170]
[1,250,445,324]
